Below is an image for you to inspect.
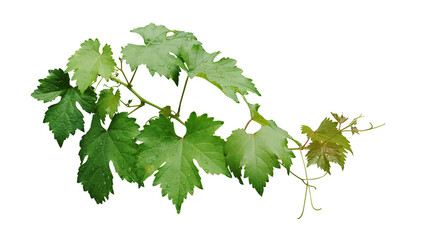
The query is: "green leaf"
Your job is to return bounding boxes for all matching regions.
[122,23,200,85]
[96,88,121,122]
[33,69,97,146]
[66,39,116,92]
[78,113,142,204]
[247,103,269,126]
[159,105,172,118]
[224,124,295,195]
[301,125,314,136]
[136,112,229,213]
[31,69,72,102]
[180,44,260,102]
[305,141,347,174]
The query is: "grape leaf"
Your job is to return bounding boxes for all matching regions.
[302,118,352,154]
[122,23,200,85]
[66,39,116,92]
[225,124,295,195]
[96,88,121,122]
[331,112,348,124]
[32,69,97,146]
[302,117,352,173]
[78,113,142,204]
[180,44,260,102]
[305,141,347,174]
[247,102,269,126]
[301,125,314,136]
[136,112,230,213]
[31,69,73,102]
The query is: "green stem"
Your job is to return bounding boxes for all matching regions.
[129,67,138,86]
[177,75,189,117]
[111,76,162,110]
[110,76,185,125]
[297,149,321,219]
[342,123,385,132]
[307,173,327,181]
[298,186,308,219]
[286,168,316,190]
[128,104,144,115]
[116,65,129,84]
[299,150,321,212]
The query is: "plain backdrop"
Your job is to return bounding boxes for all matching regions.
[1,0,425,239]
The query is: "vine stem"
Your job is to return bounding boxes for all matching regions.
[177,75,189,117]
[342,123,385,132]
[129,67,138,86]
[297,149,321,219]
[110,76,185,125]
[244,118,253,131]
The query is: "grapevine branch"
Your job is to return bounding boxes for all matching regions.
[32,23,384,218]
[176,75,189,117]
[110,76,185,125]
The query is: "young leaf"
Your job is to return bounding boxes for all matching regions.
[136,112,230,213]
[224,124,295,195]
[78,113,142,204]
[122,23,200,85]
[32,69,97,146]
[96,88,121,122]
[302,118,353,172]
[247,103,269,126]
[66,39,116,92]
[303,118,352,154]
[331,112,348,124]
[180,44,260,102]
[305,141,347,174]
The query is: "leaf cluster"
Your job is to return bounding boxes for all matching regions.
[32,23,383,215]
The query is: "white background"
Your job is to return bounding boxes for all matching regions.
[1,0,425,239]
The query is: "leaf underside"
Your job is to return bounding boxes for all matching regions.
[225,123,295,195]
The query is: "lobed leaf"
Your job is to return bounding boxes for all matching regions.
[225,124,295,195]
[66,39,116,92]
[136,112,229,213]
[180,44,260,102]
[32,69,97,146]
[78,113,142,203]
[122,23,200,85]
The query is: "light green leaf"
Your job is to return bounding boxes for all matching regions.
[78,113,142,204]
[247,103,270,126]
[122,23,200,85]
[225,125,295,195]
[180,44,260,102]
[136,112,229,213]
[96,88,121,122]
[66,39,116,92]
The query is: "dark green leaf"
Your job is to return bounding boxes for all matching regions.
[78,113,142,203]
